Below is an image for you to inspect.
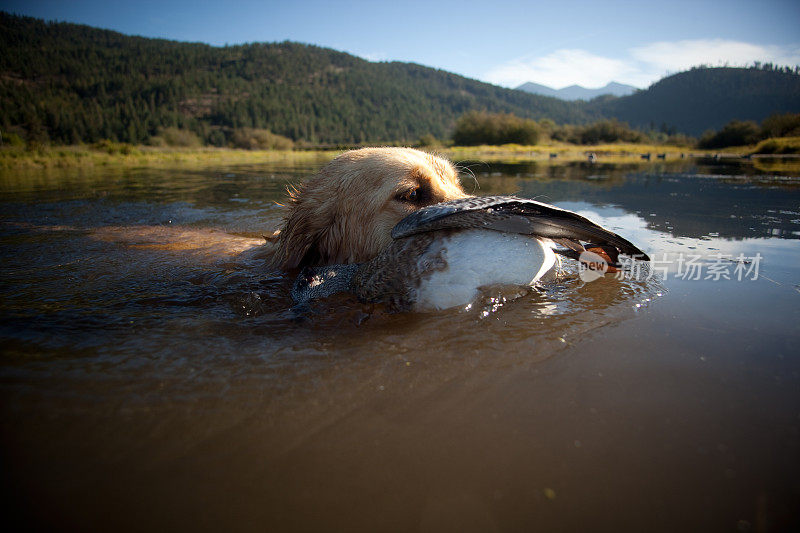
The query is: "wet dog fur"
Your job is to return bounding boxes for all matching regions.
[270,147,467,271]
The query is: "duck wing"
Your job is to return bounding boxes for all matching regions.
[392,195,649,261]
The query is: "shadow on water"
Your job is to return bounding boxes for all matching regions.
[1,158,799,531]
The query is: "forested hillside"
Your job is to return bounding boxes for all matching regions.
[590,66,800,136]
[3,12,798,146]
[0,12,594,145]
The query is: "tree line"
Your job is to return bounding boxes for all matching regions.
[450,112,689,146]
[448,110,799,149]
[698,113,800,149]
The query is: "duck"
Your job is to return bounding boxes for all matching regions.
[290,196,650,312]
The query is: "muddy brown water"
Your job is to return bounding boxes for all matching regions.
[1,158,799,531]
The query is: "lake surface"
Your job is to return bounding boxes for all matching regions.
[1,155,799,531]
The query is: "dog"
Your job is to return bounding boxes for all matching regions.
[269,147,468,271]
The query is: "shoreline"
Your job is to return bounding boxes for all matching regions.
[0,142,793,171]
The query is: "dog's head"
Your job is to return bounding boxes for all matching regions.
[272,147,468,270]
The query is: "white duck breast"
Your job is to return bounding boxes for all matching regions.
[414,229,556,311]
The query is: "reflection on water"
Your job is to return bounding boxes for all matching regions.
[1,158,799,531]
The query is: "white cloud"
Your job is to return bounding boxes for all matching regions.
[484,40,800,89]
[484,49,642,89]
[631,39,800,74]
[358,51,388,62]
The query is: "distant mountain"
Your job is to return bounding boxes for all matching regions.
[591,67,800,136]
[516,82,561,99]
[0,12,595,145]
[517,81,637,101]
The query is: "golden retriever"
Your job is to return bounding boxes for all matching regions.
[270,147,468,270]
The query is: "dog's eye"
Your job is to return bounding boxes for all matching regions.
[398,188,419,203]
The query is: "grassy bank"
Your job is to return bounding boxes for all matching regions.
[0,143,693,170]
[442,142,691,161]
[0,145,340,170]
[2,140,796,170]
[750,136,800,155]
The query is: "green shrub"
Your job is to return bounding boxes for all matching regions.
[146,135,167,147]
[760,113,800,138]
[546,120,647,145]
[453,111,540,146]
[230,128,294,150]
[1,131,25,147]
[752,136,800,154]
[148,127,201,147]
[662,133,695,147]
[579,119,645,144]
[91,139,140,155]
[25,139,49,152]
[417,134,442,148]
[549,123,580,143]
[698,120,760,149]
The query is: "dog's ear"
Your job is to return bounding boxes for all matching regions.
[271,190,338,271]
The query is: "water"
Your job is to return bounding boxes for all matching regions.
[1,157,799,531]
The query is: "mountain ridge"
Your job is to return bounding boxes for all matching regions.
[516,81,637,101]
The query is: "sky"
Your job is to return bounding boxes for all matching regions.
[3,0,799,89]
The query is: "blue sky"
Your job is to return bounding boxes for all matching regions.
[4,0,799,88]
